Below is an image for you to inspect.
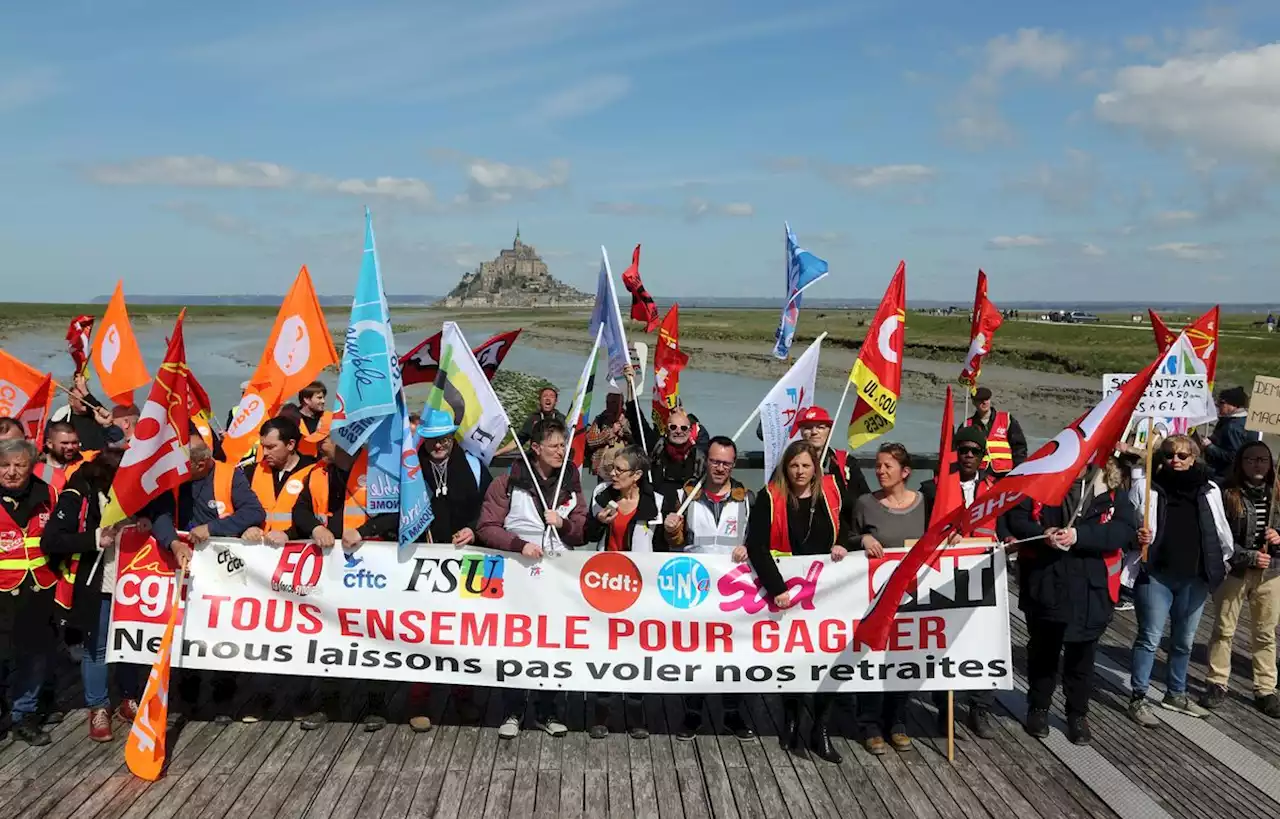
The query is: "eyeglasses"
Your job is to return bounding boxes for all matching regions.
[708,459,734,468]
[957,447,982,456]
[667,424,690,432]
[1168,451,1194,462]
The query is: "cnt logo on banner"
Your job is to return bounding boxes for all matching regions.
[108,537,1013,694]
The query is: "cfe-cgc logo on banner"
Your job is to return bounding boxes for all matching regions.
[579,552,642,614]
[343,552,387,589]
[656,556,710,610]
[405,553,505,598]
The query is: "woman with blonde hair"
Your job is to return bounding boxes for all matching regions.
[744,439,847,763]
[1128,434,1233,727]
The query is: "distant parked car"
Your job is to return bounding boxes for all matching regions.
[1064,311,1100,324]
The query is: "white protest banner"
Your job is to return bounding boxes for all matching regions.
[109,531,1012,695]
[1247,375,1280,435]
[1102,372,1209,419]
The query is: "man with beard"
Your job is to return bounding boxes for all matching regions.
[34,422,94,491]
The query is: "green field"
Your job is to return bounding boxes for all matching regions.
[535,309,1279,389]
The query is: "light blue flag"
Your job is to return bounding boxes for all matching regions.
[333,208,402,454]
[364,395,433,548]
[588,247,631,380]
[772,222,830,360]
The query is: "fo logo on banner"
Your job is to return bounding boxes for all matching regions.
[656,556,710,610]
[579,552,642,614]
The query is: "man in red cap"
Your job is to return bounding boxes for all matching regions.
[794,406,870,534]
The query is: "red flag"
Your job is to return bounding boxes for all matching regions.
[15,375,55,450]
[929,386,959,528]
[66,315,94,379]
[621,244,660,332]
[1150,307,1219,386]
[651,306,689,433]
[958,270,1003,393]
[401,329,522,387]
[104,311,192,525]
[847,261,906,450]
[855,350,1163,650]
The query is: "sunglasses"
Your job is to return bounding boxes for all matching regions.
[667,424,690,432]
[1168,451,1194,462]
[957,446,982,456]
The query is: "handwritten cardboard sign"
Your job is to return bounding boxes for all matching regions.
[1246,375,1280,435]
[1103,373,1209,419]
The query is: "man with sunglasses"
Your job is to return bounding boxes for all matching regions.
[921,425,1001,738]
[662,435,755,741]
[642,408,706,501]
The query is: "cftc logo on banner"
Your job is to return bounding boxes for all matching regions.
[656,556,711,610]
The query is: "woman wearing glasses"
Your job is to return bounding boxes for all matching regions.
[587,445,679,740]
[1127,434,1234,727]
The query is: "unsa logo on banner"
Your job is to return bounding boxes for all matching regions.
[579,552,642,614]
[656,556,710,610]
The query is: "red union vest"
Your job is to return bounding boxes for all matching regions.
[967,411,1013,473]
[0,488,59,594]
[1030,494,1123,604]
[297,411,333,458]
[766,475,842,557]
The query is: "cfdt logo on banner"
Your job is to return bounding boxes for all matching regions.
[656,556,710,610]
[580,553,642,614]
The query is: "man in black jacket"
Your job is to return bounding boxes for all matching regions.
[1202,386,1253,484]
[1004,461,1137,745]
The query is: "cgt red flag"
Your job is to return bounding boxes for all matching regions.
[401,329,521,387]
[855,350,1163,650]
[958,270,1003,393]
[66,315,94,379]
[621,244,660,332]
[104,311,193,526]
[651,305,689,433]
[929,386,959,528]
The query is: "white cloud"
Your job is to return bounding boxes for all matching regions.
[770,158,936,191]
[1148,241,1224,261]
[83,155,436,203]
[1095,43,1280,160]
[719,202,755,217]
[986,235,1050,249]
[1154,209,1197,223]
[590,201,666,216]
[590,197,754,220]
[0,66,59,112]
[684,197,754,221]
[1081,242,1106,256]
[533,75,630,123]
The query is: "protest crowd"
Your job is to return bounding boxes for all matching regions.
[0,216,1274,791]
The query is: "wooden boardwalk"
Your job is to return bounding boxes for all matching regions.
[4,591,1280,819]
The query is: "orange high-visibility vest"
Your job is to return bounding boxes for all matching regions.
[966,412,1013,473]
[210,461,237,519]
[342,451,370,532]
[250,462,323,533]
[766,475,842,557]
[0,488,59,595]
[33,450,97,493]
[297,412,333,458]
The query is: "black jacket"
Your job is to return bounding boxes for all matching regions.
[1144,467,1230,590]
[1222,485,1278,577]
[586,482,677,551]
[40,475,107,627]
[419,448,492,543]
[1205,414,1249,483]
[1005,484,1137,642]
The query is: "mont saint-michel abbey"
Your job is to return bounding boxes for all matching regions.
[438,227,593,308]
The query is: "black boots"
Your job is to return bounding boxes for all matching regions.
[782,698,802,751]
[782,697,842,763]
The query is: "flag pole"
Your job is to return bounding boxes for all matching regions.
[1141,417,1155,562]
[817,374,854,480]
[674,331,829,516]
[603,247,651,467]
[553,325,604,508]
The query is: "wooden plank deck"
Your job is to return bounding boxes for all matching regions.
[4,592,1279,819]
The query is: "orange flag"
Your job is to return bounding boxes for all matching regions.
[221,266,339,463]
[16,375,55,449]
[126,563,184,781]
[91,281,150,404]
[846,261,906,450]
[0,349,48,419]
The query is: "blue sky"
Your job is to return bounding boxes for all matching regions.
[3,0,1279,304]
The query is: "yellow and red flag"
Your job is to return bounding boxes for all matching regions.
[846,261,906,450]
[958,269,1003,393]
[16,375,55,449]
[0,349,48,419]
[102,311,192,527]
[221,266,339,463]
[91,281,150,405]
[651,305,689,434]
[126,560,184,781]
[1149,306,1219,387]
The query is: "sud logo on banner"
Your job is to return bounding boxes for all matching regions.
[109,537,1013,694]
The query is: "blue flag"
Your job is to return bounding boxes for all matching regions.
[772,222,829,360]
[588,247,631,380]
[364,398,433,548]
[333,208,401,454]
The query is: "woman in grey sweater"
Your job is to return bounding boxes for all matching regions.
[852,443,927,755]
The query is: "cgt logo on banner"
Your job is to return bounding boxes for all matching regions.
[108,537,1013,694]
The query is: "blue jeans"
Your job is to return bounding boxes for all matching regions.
[83,595,141,710]
[1131,572,1211,697]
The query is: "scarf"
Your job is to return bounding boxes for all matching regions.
[663,436,694,463]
